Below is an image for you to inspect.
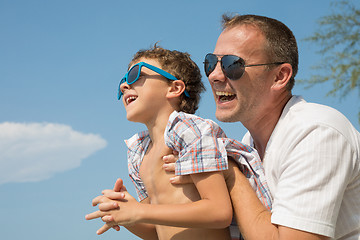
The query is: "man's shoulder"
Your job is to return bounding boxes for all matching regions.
[271,96,360,149]
[281,96,354,132]
[244,96,360,147]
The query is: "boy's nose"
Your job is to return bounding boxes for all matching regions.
[120,82,131,95]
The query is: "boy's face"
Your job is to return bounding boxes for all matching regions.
[120,58,172,124]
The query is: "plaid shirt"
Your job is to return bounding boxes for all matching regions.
[126,111,272,239]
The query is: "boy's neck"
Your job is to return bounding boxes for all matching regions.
[145,109,175,145]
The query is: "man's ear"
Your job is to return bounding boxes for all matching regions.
[167,80,186,99]
[272,63,293,91]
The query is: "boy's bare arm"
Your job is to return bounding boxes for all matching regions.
[138,171,232,228]
[90,171,232,229]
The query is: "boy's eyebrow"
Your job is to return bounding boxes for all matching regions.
[140,72,168,79]
[140,68,168,78]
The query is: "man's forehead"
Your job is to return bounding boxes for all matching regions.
[214,26,265,56]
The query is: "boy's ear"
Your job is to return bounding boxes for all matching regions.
[271,63,292,90]
[167,80,186,99]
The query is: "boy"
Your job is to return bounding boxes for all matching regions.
[86,45,271,239]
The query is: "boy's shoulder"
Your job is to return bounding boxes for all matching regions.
[168,111,222,130]
[125,130,151,152]
[166,111,227,145]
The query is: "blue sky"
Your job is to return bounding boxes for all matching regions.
[1,0,359,239]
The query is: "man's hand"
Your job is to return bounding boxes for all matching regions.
[162,151,193,184]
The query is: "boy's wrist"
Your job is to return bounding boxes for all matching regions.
[135,202,147,224]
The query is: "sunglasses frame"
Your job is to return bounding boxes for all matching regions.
[118,62,190,99]
[204,53,285,80]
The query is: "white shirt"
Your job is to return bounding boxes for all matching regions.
[243,96,360,239]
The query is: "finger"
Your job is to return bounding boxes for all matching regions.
[112,225,120,231]
[163,162,176,172]
[85,210,104,220]
[101,215,115,223]
[102,190,125,200]
[102,189,115,195]
[92,195,110,206]
[162,154,178,164]
[169,175,193,184]
[114,178,127,192]
[98,202,119,211]
[100,189,113,194]
[96,223,112,235]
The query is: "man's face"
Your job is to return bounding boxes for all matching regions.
[208,25,275,124]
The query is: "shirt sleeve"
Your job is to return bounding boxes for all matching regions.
[165,112,228,175]
[128,156,148,201]
[125,133,149,201]
[221,137,272,210]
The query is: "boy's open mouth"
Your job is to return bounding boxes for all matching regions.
[126,96,137,105]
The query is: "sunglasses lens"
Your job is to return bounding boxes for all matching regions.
[127,65,140,84]
[204,54,218,77]
[118,77,126,99]
[222,55,245,80]
[120,77,126,85]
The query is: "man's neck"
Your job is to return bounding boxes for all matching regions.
[245,93,292,159]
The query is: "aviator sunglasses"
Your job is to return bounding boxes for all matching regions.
[204,53,285,80]
[118,62,190,100]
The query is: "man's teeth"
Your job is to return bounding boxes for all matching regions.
[216,91,234,96]
[126,96,137,104]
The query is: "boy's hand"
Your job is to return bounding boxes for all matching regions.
[86,190,140,234]
[85,178,128,234]
[105,178,127,232]
[162,151,193,184]
[86,188,140,234]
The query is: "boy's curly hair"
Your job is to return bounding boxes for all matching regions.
[129,44,205,114]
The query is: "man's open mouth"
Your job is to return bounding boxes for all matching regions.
[216,91,236,102]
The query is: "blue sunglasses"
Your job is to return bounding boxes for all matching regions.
[117,62,190,100]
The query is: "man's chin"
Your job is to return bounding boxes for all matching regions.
[215,111,238,123]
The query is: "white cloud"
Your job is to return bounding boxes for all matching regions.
[0,122,107,185]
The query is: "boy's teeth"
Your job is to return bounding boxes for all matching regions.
[126,96,137,104]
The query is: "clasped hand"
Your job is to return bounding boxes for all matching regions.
[85,178,140,235]
[85,152,190,235]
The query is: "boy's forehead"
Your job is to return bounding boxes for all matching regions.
[130,58,162,70]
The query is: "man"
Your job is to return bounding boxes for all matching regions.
[91,14,360,240]
[200,14,360,240]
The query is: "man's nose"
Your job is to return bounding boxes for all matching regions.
[208,62,226,83]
